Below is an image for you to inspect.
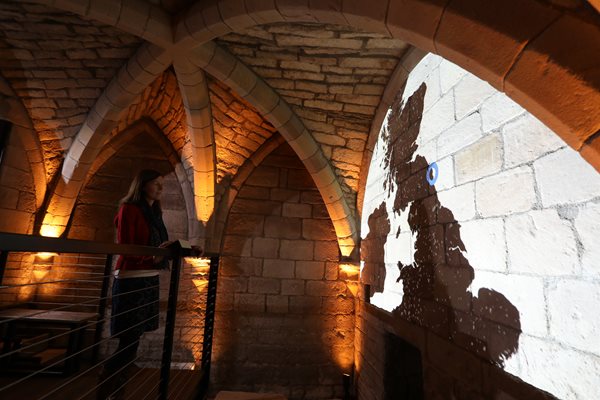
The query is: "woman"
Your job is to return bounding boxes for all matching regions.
[97,169,172,400]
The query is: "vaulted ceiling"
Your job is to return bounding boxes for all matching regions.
[0,0,598,255]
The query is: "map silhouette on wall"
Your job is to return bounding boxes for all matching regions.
[360,54,600,400]
[361,82,521,372]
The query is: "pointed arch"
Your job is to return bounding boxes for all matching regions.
[40,43,172,237]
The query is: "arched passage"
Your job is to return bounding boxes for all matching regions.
[69,118,190,242]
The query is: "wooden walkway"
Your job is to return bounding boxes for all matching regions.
[0,363,201,400]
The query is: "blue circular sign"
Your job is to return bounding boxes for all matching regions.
[426,162,439,186]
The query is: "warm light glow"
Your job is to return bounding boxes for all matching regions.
[333,347,355,372]
[32,267,51,282]
[339,244,354,257]
[185,257,210,269]
[192,279,208,291]
[35,252,58,261]
[340,263,360,281]
[40,224,62,238]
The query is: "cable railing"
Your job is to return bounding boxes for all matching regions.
[0,232,219,400]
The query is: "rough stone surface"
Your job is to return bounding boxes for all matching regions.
[0,1,141,181]
[534,147,600,207]
[506,209,579,276]
[475,166,536,217]
[214,142,353,398]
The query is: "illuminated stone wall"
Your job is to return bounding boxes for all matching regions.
[212,141,356,399]
[358,54,600,400]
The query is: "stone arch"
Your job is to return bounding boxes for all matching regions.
[40,43,172,237]
[173,58,216,225]
[69,120,190,242]
[83,118,199,240]
[0,75,46,211]
[210,134,286,252]
[185,41,358,256]
[174,0,600,171]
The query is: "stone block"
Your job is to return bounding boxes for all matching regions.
[301,219,335,241]
[506,209,578,276]
[0,187,19,209]
[263,259,295,279]
[237,186,270,200]
[0,209,32,234]
[453,72,497,120]
[230,199,282,215]
[475,166,535,217]
[219,277,248,294]
[502,113,565,168]
[314,241,339,261]
[454,133,503,184]
[437,183,476,222]
[435,0,558,88]
[282,202,312,218]
[459,218,506,272]
[515,335,600,400]
[289,295,321,313]
[419,93,455,145]
[235,293,265,312]
[305,281,347,297]
[504,14,600,150]
[295,261,324,280]
[281,279,305,296]
[324,262,339,280]
[436,112,482,159]
[548,279,600,354]
[480,92,524,132]
[248,277,280,294]
[472,270,546,336]
[534,147,600,207]
[270,188,300,202]
[574,202,600,277]
[439,59,467,94]
[246,166,280,187]
[252,237,279,258]
[386,0,446,50]
[264,216,302,239]
[222,235,252,257]
[280,240,313,260]
[266,295,289,313]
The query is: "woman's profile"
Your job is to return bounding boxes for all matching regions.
[97,169,172,400]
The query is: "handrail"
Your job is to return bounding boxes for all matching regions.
[0,231,172,256]
[0,231,218,400]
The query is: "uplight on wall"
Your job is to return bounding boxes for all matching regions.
[32,252,57,281]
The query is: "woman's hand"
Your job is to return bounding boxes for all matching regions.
[153,241,175,267]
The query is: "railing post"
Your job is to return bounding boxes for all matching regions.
[92,254,113,362]
[159,249,183,400]
[197,255,219,399]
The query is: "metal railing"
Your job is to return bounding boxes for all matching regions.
[0,232,219,400]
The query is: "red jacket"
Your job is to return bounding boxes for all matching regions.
[114,203,155,270]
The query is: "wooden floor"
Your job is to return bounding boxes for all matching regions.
[0,363,201,400]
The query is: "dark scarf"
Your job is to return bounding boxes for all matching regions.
[138,199,169,247]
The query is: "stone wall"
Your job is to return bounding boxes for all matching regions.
[0,120,36,234]
[212,141,356,399]
[0,1,141,180]
[359,53,600,400]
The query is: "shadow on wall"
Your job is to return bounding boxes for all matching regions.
[361,83,521,397]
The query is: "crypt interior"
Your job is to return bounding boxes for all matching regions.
[0,0,599,399]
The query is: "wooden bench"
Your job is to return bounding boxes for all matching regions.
[0,308,97,375]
